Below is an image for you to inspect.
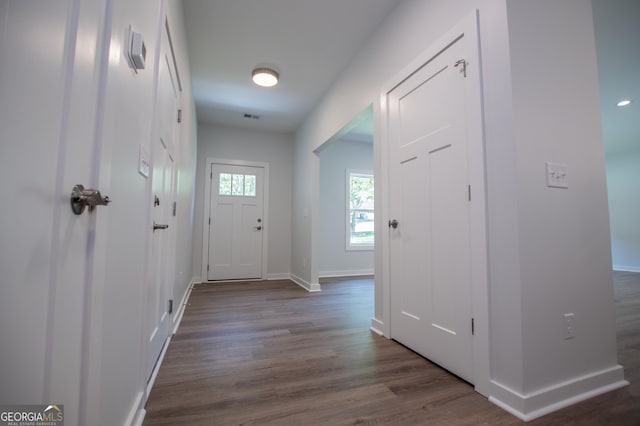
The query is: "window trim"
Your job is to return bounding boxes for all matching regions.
[346,169,374,251]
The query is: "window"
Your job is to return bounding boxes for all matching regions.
[347,170,374,250]
[219,173,256,197]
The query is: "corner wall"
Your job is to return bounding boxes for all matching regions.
[485,1,626,418]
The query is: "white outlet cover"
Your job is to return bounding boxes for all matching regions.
[546,162,569,189]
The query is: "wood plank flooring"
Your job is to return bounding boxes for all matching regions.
[144,272,640,425]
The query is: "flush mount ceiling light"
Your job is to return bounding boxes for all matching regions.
[252,67,279,87]
[616,99,632,107]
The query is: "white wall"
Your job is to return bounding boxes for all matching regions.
[89,2,197,424]
[319,139,374,277]
[606,150,640,271]
[293,0,624,419]
[193,123,293,280]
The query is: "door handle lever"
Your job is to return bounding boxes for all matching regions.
[153,222,169,231]
[71,184,111,215]
[388,219,399,229]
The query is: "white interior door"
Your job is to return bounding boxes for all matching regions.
[388,36,474,382]
[207,164,264,280]
[147,24,179,381]
[0,0,113,422]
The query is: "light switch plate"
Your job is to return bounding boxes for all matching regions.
[546,162,568,189]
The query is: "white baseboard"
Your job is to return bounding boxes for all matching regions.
[142,278,195,414]
[131,408,145,426]
[613,265,640,273]
[172,278,195,335]
[370,317,384,336]
[290,273,322,292]
[319,269,374,278]
[124,391,145,426]
[146,336,172,398]
[488,365,628,421]
[267,273,291,280]
[192,276,204,284]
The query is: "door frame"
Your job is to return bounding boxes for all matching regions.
[201,158,270,281]
[378,10,490,395]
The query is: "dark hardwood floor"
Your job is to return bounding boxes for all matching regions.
[144,272,640,425]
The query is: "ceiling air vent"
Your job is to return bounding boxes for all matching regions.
[243,113,260,120]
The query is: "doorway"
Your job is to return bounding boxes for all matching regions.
[317,106,375,279]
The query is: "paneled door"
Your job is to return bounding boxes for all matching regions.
[388,34,474,382]
[207,164,265,280]
[147,21,179,382]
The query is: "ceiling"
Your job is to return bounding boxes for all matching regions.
[182,1,638,155]
[182,0,401,133]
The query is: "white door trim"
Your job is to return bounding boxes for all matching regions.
[378,10,490,395]
[201,158,270,281]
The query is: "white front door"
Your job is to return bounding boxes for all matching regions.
[207,164,264,280]
[388,35,474,382]
[147,23,179,381]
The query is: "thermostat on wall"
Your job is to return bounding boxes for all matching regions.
[128,28,146,70]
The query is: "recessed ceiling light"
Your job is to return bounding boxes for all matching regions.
[252,67,279,88]
[616,99,632,107]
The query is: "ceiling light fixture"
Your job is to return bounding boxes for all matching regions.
[616,99,632,107]
[252,67,279,87]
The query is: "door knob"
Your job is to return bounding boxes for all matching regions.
[71,184,111,215]
[388,219,399,229]
[255,225,262,231]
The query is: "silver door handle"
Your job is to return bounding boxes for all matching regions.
[153,222,169,231]
[388,219,399,229]
[71,184,111,215]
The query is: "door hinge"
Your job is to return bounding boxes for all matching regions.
[471,318,475,336]
[210,171,213,180]
[209,217,211,225]
[468,185,471,202]
[177,109,183,123]
[207,264,210,272]
[455,59,467,77]
[168,299,174,314]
